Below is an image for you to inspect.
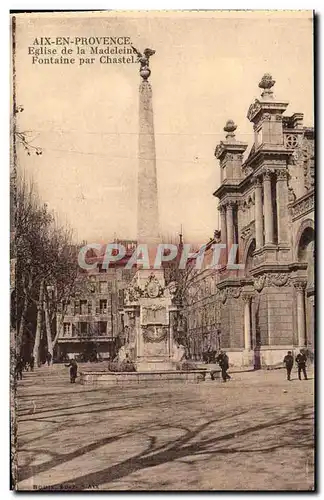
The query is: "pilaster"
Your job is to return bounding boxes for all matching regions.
[254,177,264,249]
[276,170,289,244]
[263,170,274,245]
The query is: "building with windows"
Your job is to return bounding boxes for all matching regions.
[56,240,136,360]
[184,74,314,367]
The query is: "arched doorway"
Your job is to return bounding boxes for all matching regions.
[244,239,260,368]
[297,224,315,349]
[245,238,255,278]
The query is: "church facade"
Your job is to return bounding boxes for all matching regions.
[185,74,314,367]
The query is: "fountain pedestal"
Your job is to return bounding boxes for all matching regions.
[124,269,175,371]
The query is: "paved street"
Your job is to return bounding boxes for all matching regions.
[15,365,314,491]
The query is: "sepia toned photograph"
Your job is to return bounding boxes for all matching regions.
[10,10,315,491]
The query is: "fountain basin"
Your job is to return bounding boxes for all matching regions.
[79,369,209,386]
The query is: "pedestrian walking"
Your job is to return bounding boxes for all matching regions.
[15,357,23,381]
[65,358,78,383]
[283,351,294,380]
[296,349,308,380]
[22,357,28,371]
[216,350,231,382]
[46,351,52,366]
[29,354,35,372]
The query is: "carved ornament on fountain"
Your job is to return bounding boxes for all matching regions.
[125,273,167,304]
[142,325,168,343]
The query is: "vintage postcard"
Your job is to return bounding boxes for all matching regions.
[10,10,315,491]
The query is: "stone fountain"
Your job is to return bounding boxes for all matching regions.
[80,47,206,385]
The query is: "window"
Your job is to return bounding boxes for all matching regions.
[98,321,107,336]
[72,324,77,337]
[122,269,132,281]
[63,323,71,336]
[80,322,88,336]
[100,299,107,314]
[99,281,108,293]
[80,300,88,315]
[62,300,71,314]
[118,289,124,307]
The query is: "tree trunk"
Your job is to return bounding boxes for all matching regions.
[33,279,44,366]
[52,312,64,350]
[16,294,28,356]
[44,296,53,364]
[16,274,32,356]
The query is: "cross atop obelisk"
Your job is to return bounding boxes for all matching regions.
[132,46,160,245]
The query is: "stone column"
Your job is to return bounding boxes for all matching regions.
[263,170,274,245]
[308,295,315,349]
[276,170,289,244]
[226,202,234,249]
[219,205,227,246]
[295,281,307,347]
[243,295,252,350]
[138,81,160,245]
[254,177,264,249]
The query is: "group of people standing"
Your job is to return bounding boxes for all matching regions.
[209,350,231,382]
[15,350,53,381]
[210,348,311,383]
[16,348,310,385]
[15,355,35,380]
[283,349,309,381]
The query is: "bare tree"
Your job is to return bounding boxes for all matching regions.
[15,175,80,363]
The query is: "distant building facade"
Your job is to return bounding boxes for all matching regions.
[185,74,314,367]
[56,240,137,359]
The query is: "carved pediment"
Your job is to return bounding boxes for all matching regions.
[215,142,225,159]
[247,99,261,121]
[124,273,165,304]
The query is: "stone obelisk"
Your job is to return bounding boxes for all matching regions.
[137,49,160,245]
[122,47,175,372]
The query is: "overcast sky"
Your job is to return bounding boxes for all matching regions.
[15,11,313,244]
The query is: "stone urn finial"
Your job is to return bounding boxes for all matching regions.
[258,73,276,98]
[224,119,237,140]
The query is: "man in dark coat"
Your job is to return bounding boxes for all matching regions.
[283,351,294,380]
[65,358,78,383]
[216,350,231,382]
[295,349,308,380]
[46,351,52,366]
[15,357,23,380]
[29,354,35,372]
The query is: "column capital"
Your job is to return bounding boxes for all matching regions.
[276,170,288,181]
[242,293,253,302]
[293,280,307,291]
[263,169,273,181]
[253,176,263,187]
[237,200,244,211]
[218,204,226,214]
